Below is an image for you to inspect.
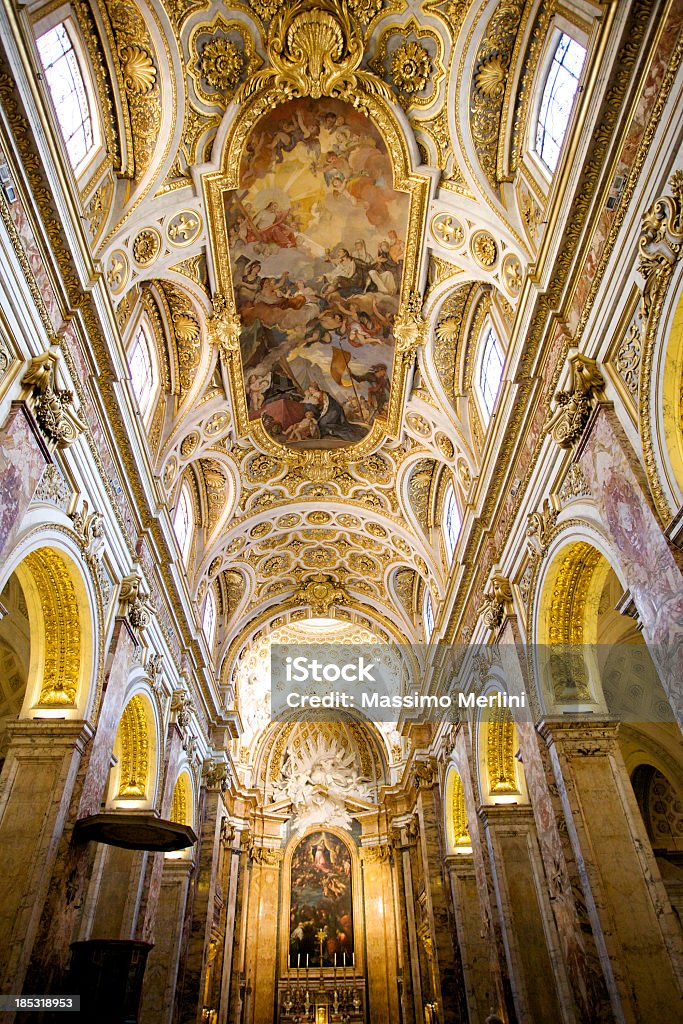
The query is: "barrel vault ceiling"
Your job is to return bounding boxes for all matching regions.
[48,0,560,734]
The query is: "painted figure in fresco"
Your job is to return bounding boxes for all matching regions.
[226,97,410,448]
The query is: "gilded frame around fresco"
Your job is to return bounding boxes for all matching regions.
[278,824,364,979]
[201,0,432,469]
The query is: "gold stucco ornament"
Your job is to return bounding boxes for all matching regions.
[201,37,245,91]
[390,41,431,95]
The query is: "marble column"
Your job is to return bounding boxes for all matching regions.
[576,403,683,725]
[0,720,92,992]
[392,822,423,1024]
[478,804,571,1023]
[226,832,250,1024]
[540,718,683,1023]
[445,855,496,1024]
[22,617,139,990]
[0,402,49,563]
[174,789,227,1024]
[415,769,468,1024]
[134,722,184,945]
[453,728,515,1023]
[361,846,400,1024]
[498,628,613,1023]
[218,828,243,1024]
[139,858,194,1024]
[241,846,281,1024]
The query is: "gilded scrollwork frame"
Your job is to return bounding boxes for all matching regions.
[201,0,432,468]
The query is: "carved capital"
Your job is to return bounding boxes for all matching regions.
[361,842,391,864]
[171,688,194,729]
[70,500,105,563]
[21,350,86,448]
[413,756,437,789]
[250,842,283,866]
[203,758,229,792]
[544,352,606,450]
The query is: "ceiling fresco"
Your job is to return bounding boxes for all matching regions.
[226,97,409,450]
[77,0,541,754]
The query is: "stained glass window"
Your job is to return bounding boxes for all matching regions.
[37,22,96,170]
[535,33,587,173]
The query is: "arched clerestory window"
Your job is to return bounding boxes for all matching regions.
[173,483,194,564]
[475,321,504,427]
[423,586,434,641]
[36,19,100,174]
[442,481,461,563]
[203,587,217,649]
[128,319,159,425]
[535,32,587,174]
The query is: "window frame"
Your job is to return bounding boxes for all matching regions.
[202,587,217,649]
[423,586,434,642]
[474,317,505,429]
[442,480,461,563]
[127,316,160,426]
[529,19,588,183]
[173,482,194,565]
[34,12,102,179]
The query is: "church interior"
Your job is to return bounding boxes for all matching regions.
[1,0,683,1021]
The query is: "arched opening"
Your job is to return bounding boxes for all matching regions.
[444,765,472,854]
[632,763,683,921]
[170,770,193,829]
[108,692,158,809]
[0,572,30,771]
[0,546,94,726]
[479,704,525,805]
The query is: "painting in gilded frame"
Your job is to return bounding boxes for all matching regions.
[225,98,410,450]
[288,830,354,968]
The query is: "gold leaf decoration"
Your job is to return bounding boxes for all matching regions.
[390,40,431,95]
[475,53,506,99]
[120,45,157,95]
[201,37,245,91]
[173,312,200,342]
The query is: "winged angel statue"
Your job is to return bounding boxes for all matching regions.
[273,734,374,833]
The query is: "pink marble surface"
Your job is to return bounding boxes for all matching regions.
[580,407,683,724]
[0,404,48,562]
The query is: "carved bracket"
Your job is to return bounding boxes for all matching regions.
[638,169,683,318]
[525,497,559,561]
[119,572,155,632]
[203,758,229,792]
[21,350,86,448]
[543,352,606,450]
[479,574,514,632]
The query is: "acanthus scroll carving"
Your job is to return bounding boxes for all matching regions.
[21,350,86,448]
[236,0,392,109]
[638,169,683,318]
[543,353,606,450]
